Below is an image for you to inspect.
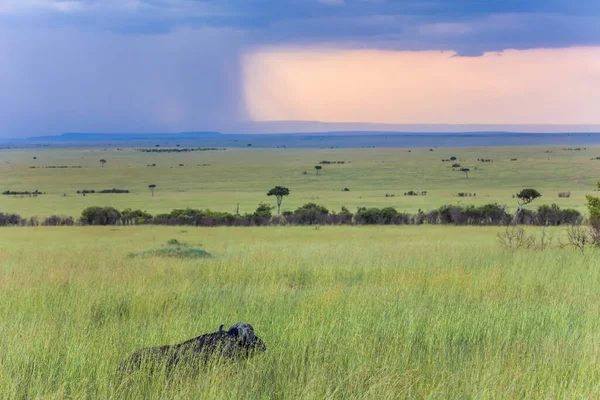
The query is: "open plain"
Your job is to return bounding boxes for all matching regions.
[1,145,600,398]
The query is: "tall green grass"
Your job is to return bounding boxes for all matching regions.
[1,226,599,398]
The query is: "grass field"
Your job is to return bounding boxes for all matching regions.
[2,145,600,398]
[1,146,600,217]
[1,225,600,399]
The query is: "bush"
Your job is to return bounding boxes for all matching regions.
[290,203,329,225]
[121,209,153,225]
[355,207,410,225]
[0,213,24,226]
[558,192,571,198]
[42,215,75,226]
[537,204,581,226]
[81,207,121,225]
[434,204,510,225]
[98,188,129,194]
[2,190,44,196]
[331,206,353,225]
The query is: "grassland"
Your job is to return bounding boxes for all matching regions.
[1,226,600,399]
[1,146,600,217]
[1,145,600,398]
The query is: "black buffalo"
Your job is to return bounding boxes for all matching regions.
[120,322,266,373]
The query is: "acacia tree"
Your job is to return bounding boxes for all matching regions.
[515,188,541,221]
[267,186,290,215]
[100,159,107,168]
[315,165,322,175]
[460,168,470,179]
[148,184,156,197]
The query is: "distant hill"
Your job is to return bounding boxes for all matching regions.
[29,132,222,142]
[6,131,600,149]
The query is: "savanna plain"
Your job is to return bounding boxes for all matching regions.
[1,145,600,398]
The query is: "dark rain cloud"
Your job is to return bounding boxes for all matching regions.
[0,0,598,136]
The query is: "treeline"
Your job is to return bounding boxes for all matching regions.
[135,147,224,153]
[2,190,45,196]
[77,189,130,194]
[0,203,583,227]
[29,166,83,169]
[0,214,74,226]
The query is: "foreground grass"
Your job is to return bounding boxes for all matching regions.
[1,226,599,398]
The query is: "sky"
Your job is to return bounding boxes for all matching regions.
[0,0,599,137]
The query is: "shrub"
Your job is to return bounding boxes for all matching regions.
[586,195,600,227]
[537,204,582,225]
[0,213,24,226]
[355,207,410,225]
[2,190,44,196]
[290,203,329,225]
[497,226,534,252]
[121,209,153,225]
[98,188,130,194]
[42,215,74,226]
[254,203,273,219]
[331,206,353,225]
[80,207,121,225]
[558,192,571,198]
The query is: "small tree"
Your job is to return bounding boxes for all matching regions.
[254,202,274,218]
[148,184,156,197]
[315,165,322,175]
[450,156,457,161]
[100,159,107,168]
[586,194,600,225]
[460,168,470,179]
[515,188,541,221]
[267,186,290,215]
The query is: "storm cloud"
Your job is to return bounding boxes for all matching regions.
[0,0,599,136]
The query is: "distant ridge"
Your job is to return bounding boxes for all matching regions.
[30,132,222,141]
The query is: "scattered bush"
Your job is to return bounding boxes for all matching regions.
[291,203,329,225]
[121,209,153,225]
[0,213,25,226]
[536,204,581,225]
[565,224,589,253]
[497,226,534,251]
[355,207,411,225]
[42,215,75,226]
[558,192,571,198]
[77,188,129,194]
[2,190,44,196]
[80,207,121,226]
[136,147,224,153]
